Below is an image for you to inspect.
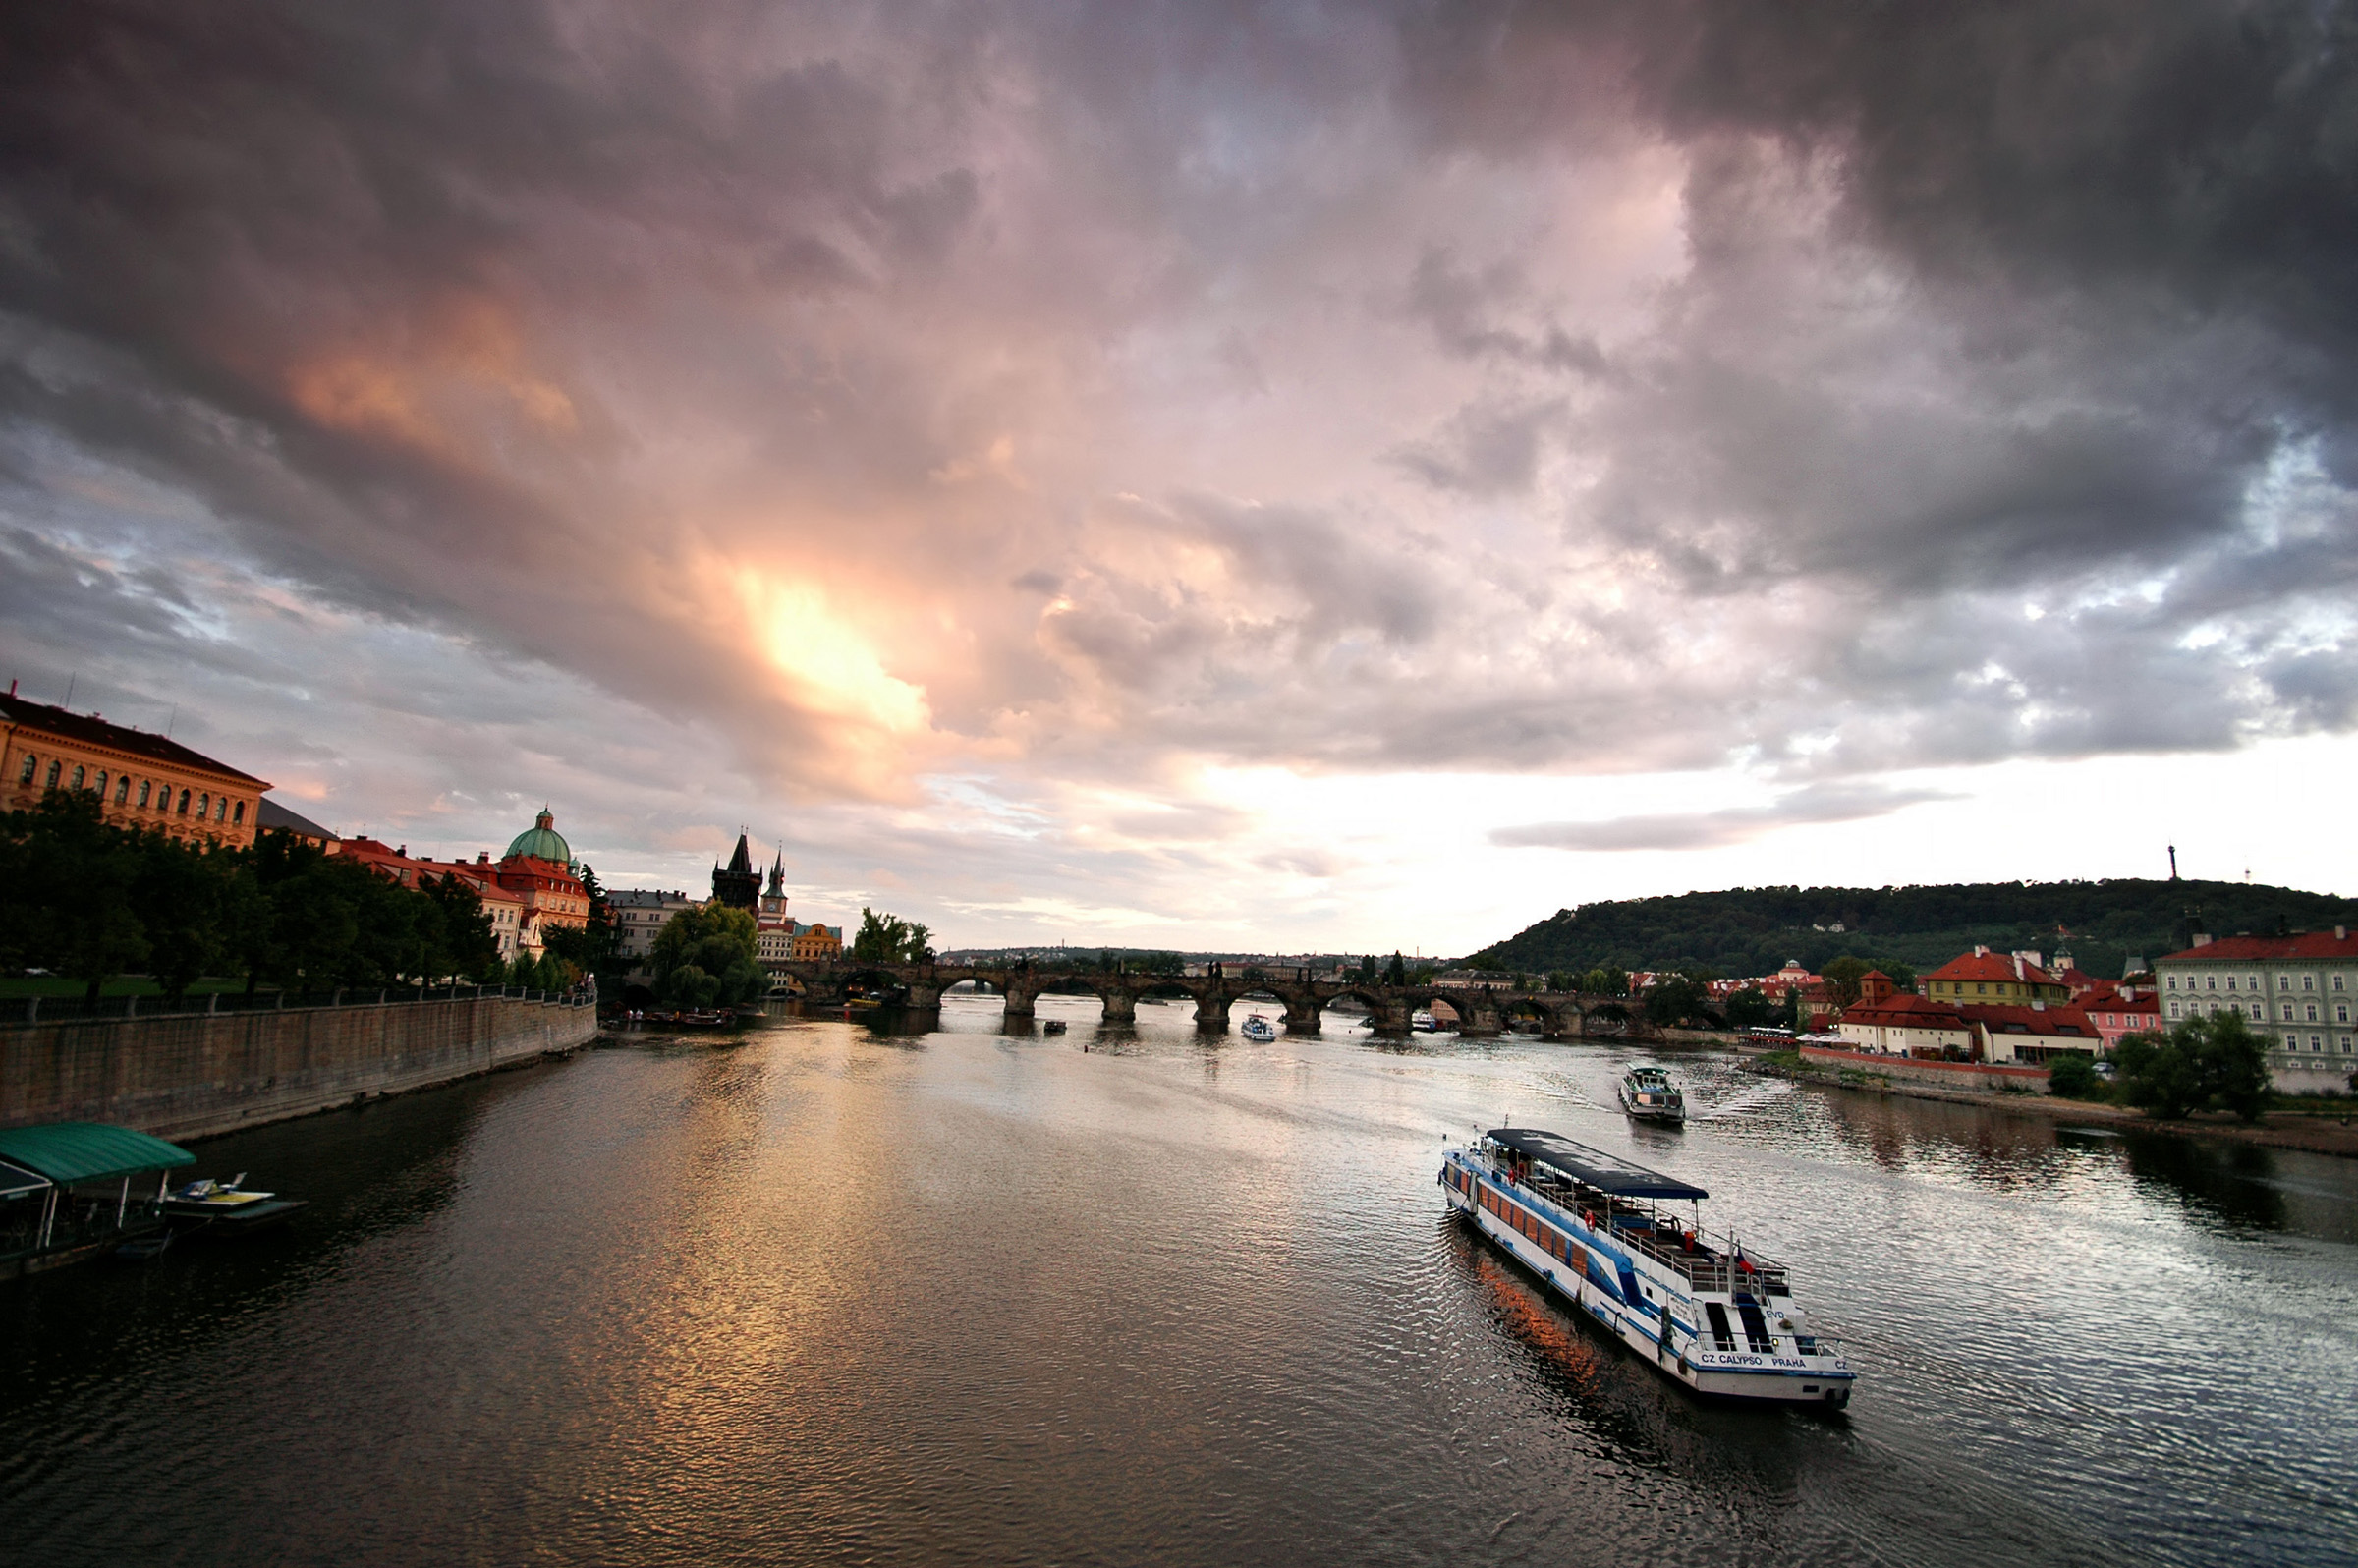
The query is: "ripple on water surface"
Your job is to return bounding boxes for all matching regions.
[2,1004,2353,1567]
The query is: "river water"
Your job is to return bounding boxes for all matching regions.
[3,995,2353,1567]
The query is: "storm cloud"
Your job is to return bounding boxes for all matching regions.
[2,1,2355,941]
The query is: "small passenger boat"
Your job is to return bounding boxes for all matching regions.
[162,1175,308,1237]
[1410,1010,1439,1033]
[1241,1015,1278,1042]
[1440,1128,1854,1405]
[1042,1019,1068,1035]
[1618,1066,1686,1124]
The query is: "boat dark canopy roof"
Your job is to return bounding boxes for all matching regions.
[0,1123,195,1185]
[1486,1128,1708,1201]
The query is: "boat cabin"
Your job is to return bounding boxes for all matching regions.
[0,1123,195,1280]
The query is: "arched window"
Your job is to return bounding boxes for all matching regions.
[44,760,59,788]
[216,797,228,821]
[176,788,191,815]
[196,791,208,818]
[72,765,85,789]
[232,800,245,825]
[138,779,151,807]
[93,770,107,797]
[16,754,32,784]
[114,775,129,804]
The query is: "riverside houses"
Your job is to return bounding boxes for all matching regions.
[1839,994,2104,1064]
[2156,930,2358,1090]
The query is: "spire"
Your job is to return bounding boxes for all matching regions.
[766,847,785,897]
[727,831,754,876]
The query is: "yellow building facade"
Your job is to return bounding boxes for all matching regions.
[2,691,269,851]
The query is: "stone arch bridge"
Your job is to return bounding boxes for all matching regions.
[765,961,1651,1038]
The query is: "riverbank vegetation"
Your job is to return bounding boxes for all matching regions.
[851,909,934,964]
[1469,879,2358,982]
[1,793,613,1000]
[1,793,511,999]
[647,902,763,1008]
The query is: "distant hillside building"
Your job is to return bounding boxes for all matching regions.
[2,690,270,850]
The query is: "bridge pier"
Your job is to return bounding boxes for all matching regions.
[1000,979,1040,1019]
[1194,988,1231,1032]
[1097,985,1137,1024]
[1369,1000,1414,1035]
[1455,996,1503,1037]
[1282,995,1321,1033]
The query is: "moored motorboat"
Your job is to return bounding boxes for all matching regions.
[161,1175,308,1238]
[1618,1066,1686,1124]
[1241,1014,1278,1042]
[1410,1010,1439,1033]
[1042,1019,1068,1035]
[1440,1127,1854,1406]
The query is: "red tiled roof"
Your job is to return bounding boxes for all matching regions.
[1841,994,1968,1028]
[1,693,269,787]
[1956,1002,2099,1038]
[2078,984,2161,1015]
[2157,931,2358,963]
[1924,951,2058,984]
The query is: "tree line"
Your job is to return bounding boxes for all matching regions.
[1469,878,2358,984]
[1,792,605,1001]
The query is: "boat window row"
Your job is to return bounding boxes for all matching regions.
[1473,1178,1588,1273]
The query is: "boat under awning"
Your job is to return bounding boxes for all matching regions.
[0,1123,196,1186]
[1487,1127,1709,1201]
[0,1158,48,1199]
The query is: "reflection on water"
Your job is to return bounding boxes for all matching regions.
[1,999,2353,1568]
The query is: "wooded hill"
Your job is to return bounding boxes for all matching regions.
[1464,879,2358,984]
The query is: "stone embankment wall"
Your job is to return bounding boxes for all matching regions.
[1800,1044,2050,1094]
[0,996,598,1141]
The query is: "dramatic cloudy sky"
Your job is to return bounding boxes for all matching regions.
[6,1,2358,955]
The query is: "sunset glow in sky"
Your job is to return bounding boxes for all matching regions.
[7,3,2358,955]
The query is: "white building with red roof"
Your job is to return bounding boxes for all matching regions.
[1837,994,1974,1058]
[2157,928,2357,1090]
[1840,994,2105,1064]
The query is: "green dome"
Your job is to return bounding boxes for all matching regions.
[505,807,573,867]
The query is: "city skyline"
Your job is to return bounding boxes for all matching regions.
[5,3,2358,954]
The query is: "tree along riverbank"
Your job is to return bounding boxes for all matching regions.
[1743,1049,2358,1158]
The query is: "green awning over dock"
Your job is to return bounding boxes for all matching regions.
[0,1123,196,1185]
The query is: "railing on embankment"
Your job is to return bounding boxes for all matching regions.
[0,989,598,1141]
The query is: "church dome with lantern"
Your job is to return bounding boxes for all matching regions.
[504,807,574,868]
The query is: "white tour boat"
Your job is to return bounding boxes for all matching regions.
[1618,1066,1686,1125]
[1240,1015,1278,1042]
[1440,1127,1855,1406]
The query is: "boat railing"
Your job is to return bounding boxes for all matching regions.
[1469,1152,1791,1295]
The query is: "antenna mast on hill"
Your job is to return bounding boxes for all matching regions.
[2167,845,2178,881]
